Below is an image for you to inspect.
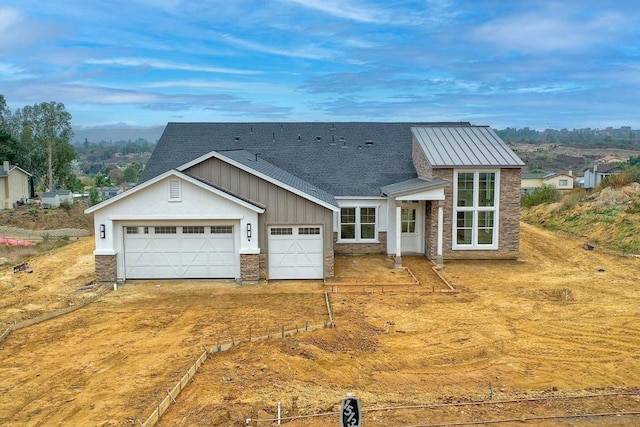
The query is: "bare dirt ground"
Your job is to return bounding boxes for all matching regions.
[0,223,639,426]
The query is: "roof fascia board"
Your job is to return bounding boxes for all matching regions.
[177,150,339,212]
[85,169,265,214]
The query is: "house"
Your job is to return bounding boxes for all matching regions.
[0,160,32,209]
[582,163,623,189]
[521,171,574,194]
[96,187,123,201]
[42,189,74,208]
[86,122,525,283]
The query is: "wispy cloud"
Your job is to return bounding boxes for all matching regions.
[85,57,262,75]
[217,33,337,61]
[281,0,390,24]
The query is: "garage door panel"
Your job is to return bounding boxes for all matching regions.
[268,226,323,280]
[124,225,237,279]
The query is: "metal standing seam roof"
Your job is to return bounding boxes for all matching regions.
[380,177,450,197]
[214,150,339,209]
[411,126,525,168]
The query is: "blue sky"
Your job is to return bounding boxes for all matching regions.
[1,0,639,130]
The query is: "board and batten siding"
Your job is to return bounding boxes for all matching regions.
[185,158,335,249]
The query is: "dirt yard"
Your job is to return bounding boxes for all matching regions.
[1,223,639,426]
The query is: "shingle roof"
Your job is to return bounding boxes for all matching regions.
[411,126,525,168]
[142,122,516,197]
[214,150,338,209]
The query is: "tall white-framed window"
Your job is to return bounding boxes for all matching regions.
[339,206,378,241]
[453,170,499,249]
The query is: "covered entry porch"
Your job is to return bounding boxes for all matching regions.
[381,177,450,267]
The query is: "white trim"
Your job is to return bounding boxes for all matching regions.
[335,196,386,200]
[93,249,116,256]
[239,248,261,255]
[108,214,246,221]
[178,151,339,212]
[85,169,265,214]
[452,169,500,250]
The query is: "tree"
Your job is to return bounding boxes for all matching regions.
[123,162,144,183]
[11,101,76,190]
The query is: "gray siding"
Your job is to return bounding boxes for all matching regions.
[185,158,334,250]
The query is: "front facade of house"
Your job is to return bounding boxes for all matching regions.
[0,160,32,210]
[521,172,574,194]
[582,163,622,189]
[86,123,524,283]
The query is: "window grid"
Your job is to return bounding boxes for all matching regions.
[299,227,321,235]
[125,226,139,234]
[454,171,498,248]
[270,227,293,235]
[340,207,377,241]
[183,226,205,234]
[401,208,416,233]
[155,226,177,234]
[211,226,233,234]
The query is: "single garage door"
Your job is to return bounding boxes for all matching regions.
[123,225,236,279]
[268,226,323,279]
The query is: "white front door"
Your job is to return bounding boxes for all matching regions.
[268,226,323,279]
[400,204,423,254]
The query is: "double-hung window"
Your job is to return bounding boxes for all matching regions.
[453,171,499,249]
[340,207,377,241]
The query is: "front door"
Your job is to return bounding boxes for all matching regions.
[400,204,423,254]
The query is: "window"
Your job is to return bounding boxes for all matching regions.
[453,171,499,249]
[125,226,139,234]
[155,226,177,234]
[211,226,233,234]
[401,208,416,233]
[299,227,321,235]
[339,206,377,241]
[559,179,568,186]
[270,227,293,235]
[183,226,205,234]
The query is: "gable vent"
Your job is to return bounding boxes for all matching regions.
[168,179,181,201]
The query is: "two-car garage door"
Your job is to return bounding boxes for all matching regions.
[123,224,236,279]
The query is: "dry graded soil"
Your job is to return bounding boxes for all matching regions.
[0,223,639,426]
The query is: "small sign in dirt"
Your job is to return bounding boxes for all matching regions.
[341,395,362,427]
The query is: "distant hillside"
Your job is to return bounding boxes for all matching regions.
[73,125,165,145]
[521,183,640,254]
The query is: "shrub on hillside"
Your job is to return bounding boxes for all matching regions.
[560,187,587,210]
[598,172,634,189]
[521,185,561,207]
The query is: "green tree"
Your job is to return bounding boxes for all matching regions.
[123,162,144,182]
[12,101,76,190]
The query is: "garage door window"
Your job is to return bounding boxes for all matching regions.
[155,226,177,234]
[183,226,205,234]
[211,226,233,234]
[299,227,320,235]
[125,226,139,234]
[270,227,293,235]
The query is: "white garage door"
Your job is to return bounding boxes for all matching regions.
[123,225,236,279]
[268,226,323,279]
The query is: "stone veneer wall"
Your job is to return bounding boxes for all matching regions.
[324,251,334,278]
[240,254,260,282]
[95,254,117,282]
[412,138,433,178]
[333,231,387,255]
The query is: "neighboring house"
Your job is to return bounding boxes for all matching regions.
[0,160,32,209]
[42,189,74,208]
[86,122,525,283]
[521,172,574,194]
[41,192,61,208]
[582,163,623,189]
[96,187,123,201]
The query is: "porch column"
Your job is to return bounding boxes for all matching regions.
[436,200,444,267]
[395,205,402,268]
